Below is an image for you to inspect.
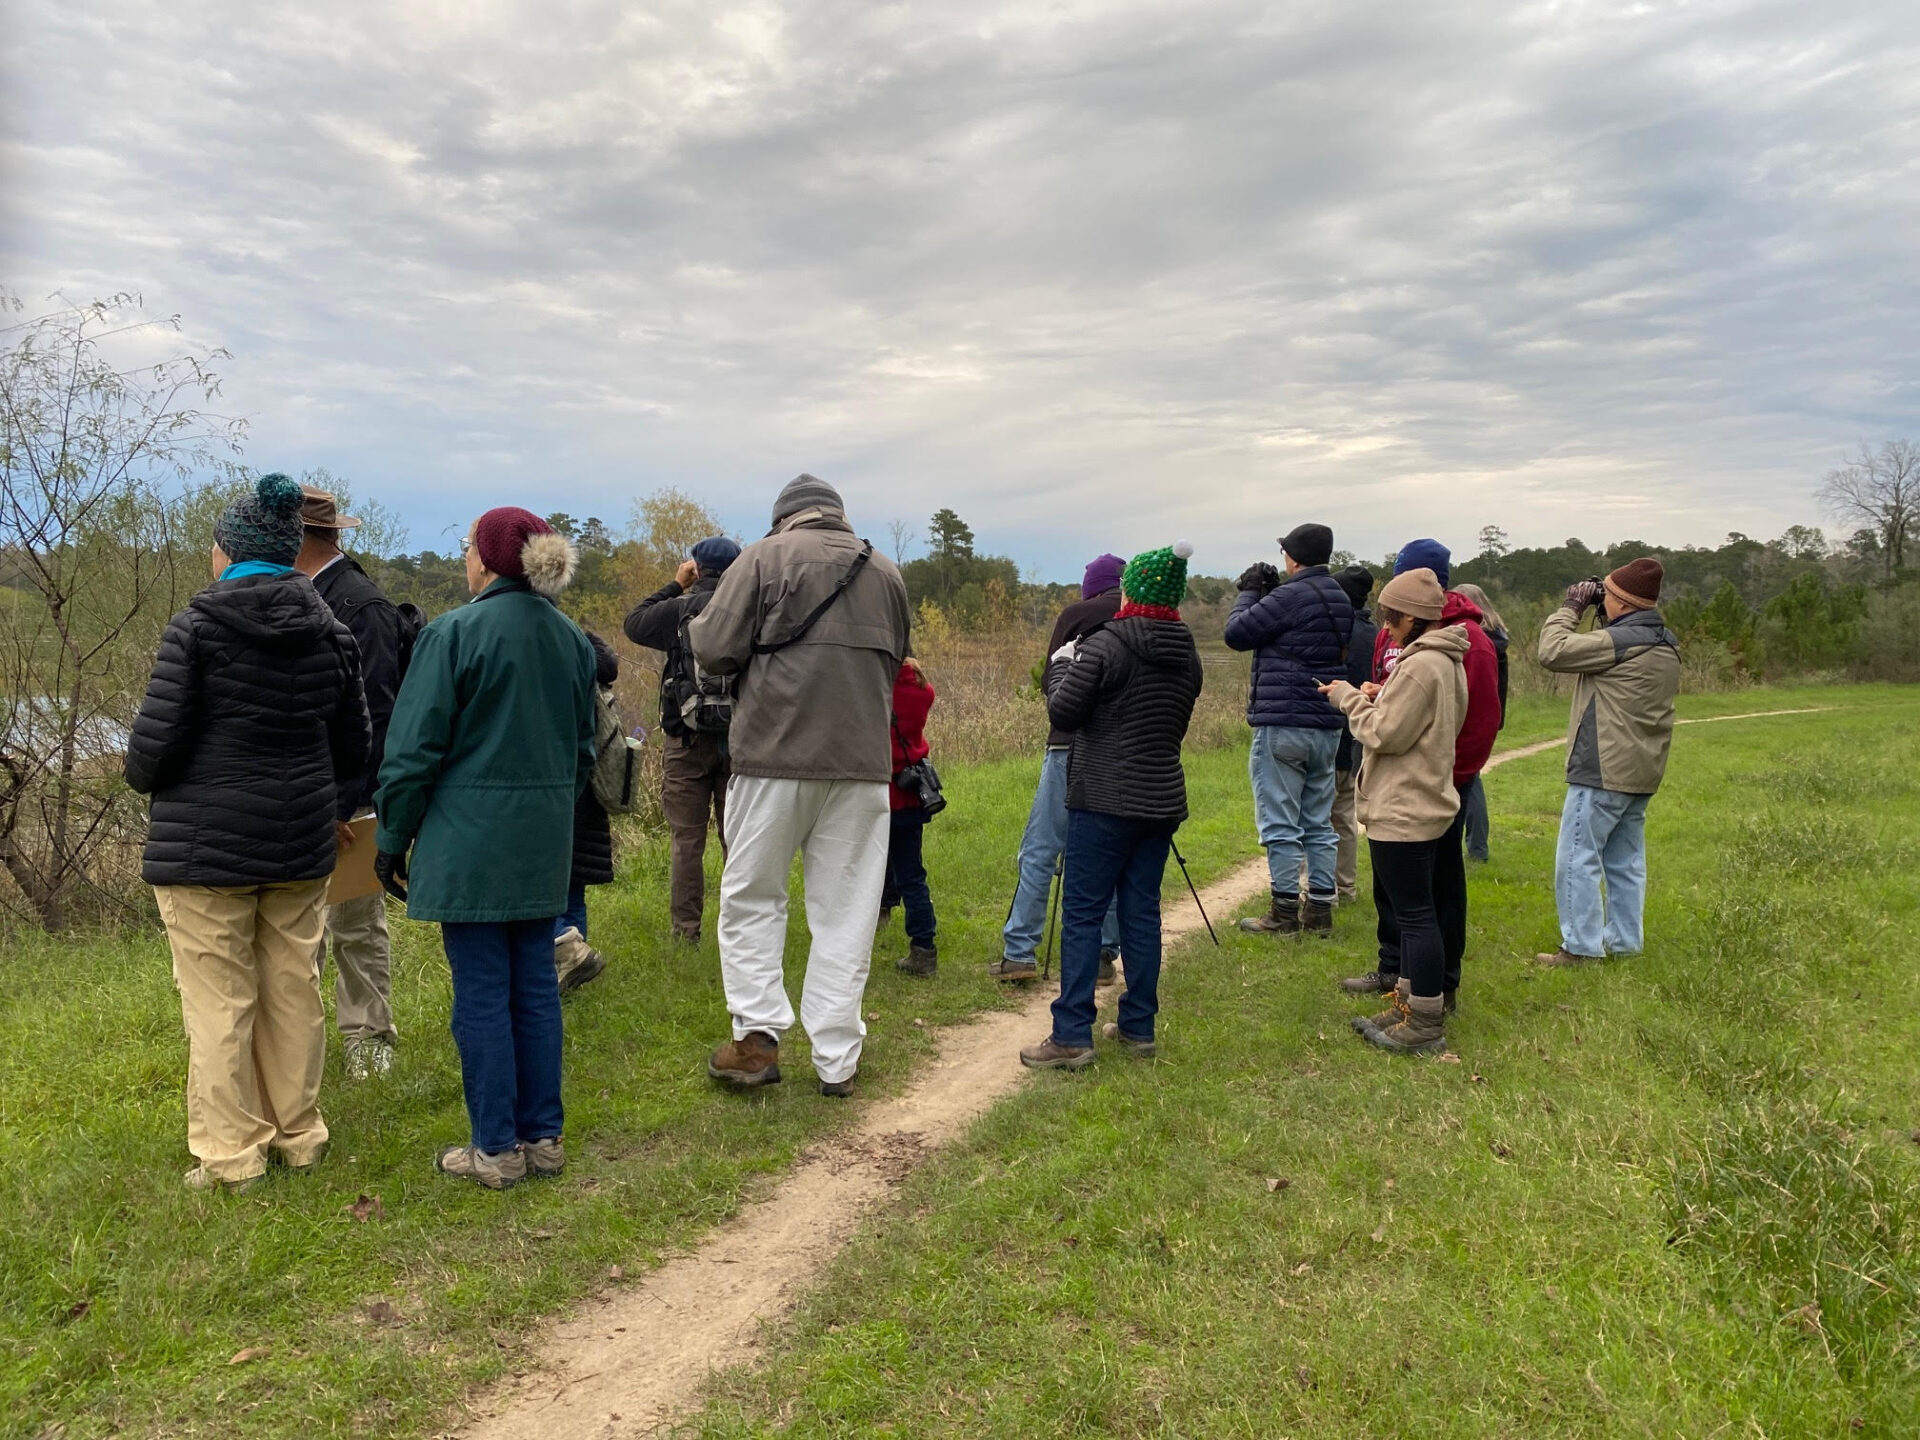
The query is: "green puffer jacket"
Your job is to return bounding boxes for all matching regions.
[375,578,596,922]
[1537,605,1681,795]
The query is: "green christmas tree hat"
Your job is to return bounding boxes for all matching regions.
[1120,540,1194,615]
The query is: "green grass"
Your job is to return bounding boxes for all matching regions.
[0,743,1259,1440]
[681,683,1920,1438]
[4,683,1915,1438]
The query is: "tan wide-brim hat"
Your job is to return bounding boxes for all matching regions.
[300,486,361,529]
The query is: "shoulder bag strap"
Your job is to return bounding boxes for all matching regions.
[751,541,874,655]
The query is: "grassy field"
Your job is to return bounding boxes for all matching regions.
[4,683,1914,1437]
[684,683,1920,1438]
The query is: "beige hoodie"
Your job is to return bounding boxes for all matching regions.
[1325,624,1471,842]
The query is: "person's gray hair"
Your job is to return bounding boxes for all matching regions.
[1452,582,1506,634]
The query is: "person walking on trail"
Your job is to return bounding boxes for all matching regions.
[1533,558,1680,968]
[690,474,911,1099]
[1020,542,1204,1071]
[1326,564,1379,902]
[882,658,941,977]
[993,554,1127,985]
[126,473,371,1192]
[1372,538,1452,682]
[1318,568,1469,1056]
[1225,523,1355,938]
[294,485,405,1081]
[624,535,741,944]
[552,630,621,995]
[375,508,596,1191]
[1340,573,1502,1010]
[1449,582,1510,864]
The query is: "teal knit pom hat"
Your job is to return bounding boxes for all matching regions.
[1121,540,1194,610]
[215,473,306,566]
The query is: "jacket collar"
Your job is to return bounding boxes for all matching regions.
[471,576,533,605]
[770,507,853,537]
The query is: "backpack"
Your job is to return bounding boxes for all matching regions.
[394,602,426,681]
[589,683,643,814]
[674,603,736,736]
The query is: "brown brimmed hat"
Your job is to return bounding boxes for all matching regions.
[300,486,361,530]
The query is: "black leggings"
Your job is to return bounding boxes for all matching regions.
[1369,836,1445,998]
[1374,808,1467,992]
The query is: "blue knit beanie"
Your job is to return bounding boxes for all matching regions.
[215,473,305,566]
[1394,538,1451,590]
[691,535,741,575]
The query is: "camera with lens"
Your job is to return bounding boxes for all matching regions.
[893,756,947,815]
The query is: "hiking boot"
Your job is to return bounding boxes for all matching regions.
[1302,898,1334,937]
[1534,948,1602,967]
[708,1030,781,1087]
[896,944,938,977]
[1097,949,1120,987]
[988,957,1039,983]
[435,1144,526,1190]
[268,1140,327,1174]
[1352,977,1410,1035]
[819,1073,857,1098]
[1340,968,1398,995]
[183,1166,261,1194]
[554,928,607,994]
[1443,989,1457,1014]
[877,904,895,928]
[1019,1036,1096,1070]
[1102,1021,1156,1058]
[1363,992,1448,1055]
[1336,887,1358,904]
[344,1035,394,1080]
[522,1137,565,1178]
[1238,893,1301,935]
[672,928,700,947]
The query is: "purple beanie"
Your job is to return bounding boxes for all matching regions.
[1082,553,1125,599]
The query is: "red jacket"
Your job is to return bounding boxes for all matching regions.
[1373,593,1501,785]
[889,663,935,811]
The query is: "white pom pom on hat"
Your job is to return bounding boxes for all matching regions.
[1173,539,1194,559]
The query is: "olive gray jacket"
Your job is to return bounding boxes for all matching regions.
[1538,605,1681,795]
[688,509,911,782]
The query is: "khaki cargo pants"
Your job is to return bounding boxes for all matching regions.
[662,733,730,940]
[318,890,397,1044]
[156,879,331,1183]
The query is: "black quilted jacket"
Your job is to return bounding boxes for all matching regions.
[1044,616,1204,823]
[125,573,372,888]
[569,632,620,889]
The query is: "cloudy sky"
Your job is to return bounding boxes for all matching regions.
[5,1,1917,578]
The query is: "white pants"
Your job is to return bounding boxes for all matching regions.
[717,775,890,1084]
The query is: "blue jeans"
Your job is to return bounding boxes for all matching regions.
[883,810,937,947]
[1003,749,1120,963]
[553,882,588,941]
[1051,809,1174,1048]
[1555,785,1651,957]
[1459,772,1490,862]
[442,918,565,1155]
[1249,726,1342,900]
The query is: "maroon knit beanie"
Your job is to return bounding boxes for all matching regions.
[473,507,552,579]
[1605,557,1663,609]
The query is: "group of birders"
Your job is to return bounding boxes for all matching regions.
[127,472,1679,1194]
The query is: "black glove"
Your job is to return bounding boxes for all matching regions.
[374,848,410,904]
[1563,580,1604,612]
[1236,562,1282,597]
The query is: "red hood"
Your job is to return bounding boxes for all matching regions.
[1441,602,1501,783]
[1441,590,1483,626]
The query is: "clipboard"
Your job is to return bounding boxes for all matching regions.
[327,814,383,905]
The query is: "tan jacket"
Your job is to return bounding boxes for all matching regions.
[688,510,911,782]
[1537,606,1680,795]
[1326,625,1470,842]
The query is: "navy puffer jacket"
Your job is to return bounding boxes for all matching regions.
[1224,566,1355,730]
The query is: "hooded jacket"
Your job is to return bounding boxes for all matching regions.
[1224,566,1354,730]
[1538,604,1681,794]
[1044,617,1205,823]
[688,509,911,782]
[310,553,401,819]
[1336,606,1379,773]
[126,573,371,888]
[1439,590,1503,786]
[888,663,936,812]
[1326,624,1470,842]
[1041,588,1123,747]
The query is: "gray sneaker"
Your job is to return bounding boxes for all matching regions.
[1101,1021,1156,1057]
[522,1137,565,1178]
[344,1036,395,1080]
[435,1144,526,1190]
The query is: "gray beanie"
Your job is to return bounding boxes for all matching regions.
[771,472,844,525]
[215,473,306,566]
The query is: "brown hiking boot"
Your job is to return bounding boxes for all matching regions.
[183,1165,262,1194]
[1352,977,1410,1035]
[1363,992,1448,1055]
[435,1144,527,1190]
[1238,893,1301,935]
[1340,968,1398,995]
[818,1073,857,1098]
[1534,948,1602,967]
[1097,949,1119,987]
[988,957,1040,982]
[554,928,607,993]
[896,944,938,977]
[1019,1036,1096,1070]
[522,1137,565,1178]
[1301,898,1334,937]
[1102,1021,1156,1058]
[708,1030,781,1087]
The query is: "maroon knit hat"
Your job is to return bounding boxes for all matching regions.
[473,507,552,578]
[1605,557,1663,610]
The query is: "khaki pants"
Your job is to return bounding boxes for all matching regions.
[662,734,729,939]
[319,890,396,1043]
[157,879,331,1183]
[1299,770,1360,900]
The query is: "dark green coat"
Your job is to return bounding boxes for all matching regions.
[375,579,596,922]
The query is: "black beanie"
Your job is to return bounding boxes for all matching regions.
[1334,563,1375,608]
[1280,523,1334,568]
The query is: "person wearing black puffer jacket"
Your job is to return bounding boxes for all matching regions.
[126,474,371,1193]
[552,631,620,994]
[1020,542,1203,1071]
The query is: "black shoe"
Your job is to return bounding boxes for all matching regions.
[1443,989,1457,1014]
[819,1074,857,1098]
[1097,949,1119,987]
[896,944,938,977]
[1340,969,1398,994]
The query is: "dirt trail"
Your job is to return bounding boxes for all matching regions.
[459,706,1824,1438]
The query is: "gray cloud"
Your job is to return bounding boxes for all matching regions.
[5,0,1918,574]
